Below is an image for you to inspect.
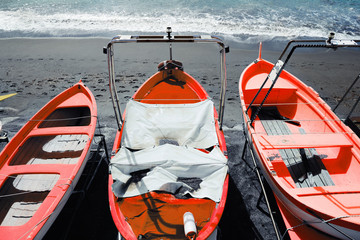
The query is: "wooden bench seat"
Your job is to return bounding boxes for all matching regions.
[257,133,352,150]
[256,106,336,188]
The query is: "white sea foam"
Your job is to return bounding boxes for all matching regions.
[0,1,359,43]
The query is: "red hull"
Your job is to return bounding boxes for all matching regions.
[0,81,97,239]
[109,69,229,240]
[239,57,360,239]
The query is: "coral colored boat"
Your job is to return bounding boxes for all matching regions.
[0,81,97,239]
[239,38,360,239]
[104,29,229,240]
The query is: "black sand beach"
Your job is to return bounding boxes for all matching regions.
[0,38,359,239]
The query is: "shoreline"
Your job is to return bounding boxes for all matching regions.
[0,37,359,239]
[1,38,358,131]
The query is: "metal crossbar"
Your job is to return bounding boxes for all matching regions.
[104,29,229,131]
[247,36,360,126]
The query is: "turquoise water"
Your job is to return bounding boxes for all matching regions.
[0,0,359,43]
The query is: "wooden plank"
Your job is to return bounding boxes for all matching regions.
[299,129,334,186]
[10,135,88,165]
[0,174,59,226]
[282,149,313,188]
[279,149,309,188]
[262,115,310,187]
[258,107,335,188]
[299,129,334,187]
[261,116,308,187]
[299,148,322,187]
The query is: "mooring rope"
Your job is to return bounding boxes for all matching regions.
[27,115,97,122]
[16,200,60,240]
[17,212,53,240]
[0,174,74,198]
[282,214,360,239]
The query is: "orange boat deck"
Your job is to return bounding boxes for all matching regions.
[117,192,217,239]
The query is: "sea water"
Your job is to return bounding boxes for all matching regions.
[0,0,359,45]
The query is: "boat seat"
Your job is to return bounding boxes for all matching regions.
[244,73,297,105]
[9,135,88,165]
[120,99,219,150]
[258,133,352,149]
[257,107,335,188]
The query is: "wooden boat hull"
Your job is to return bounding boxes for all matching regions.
[0,81,97,239]
[109,68,229,240]
[240,58,360,239]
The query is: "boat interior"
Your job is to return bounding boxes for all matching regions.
[0,106,92,227]
[110,62,228,239]
[133,61,208,104]
[241,60,360,191]
[38,107,91,128]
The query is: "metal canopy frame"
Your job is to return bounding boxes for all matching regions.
[247,34,360,126]
[104,33,229,131]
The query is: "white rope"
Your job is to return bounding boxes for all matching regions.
[27,115,97,122]
[0,175,74,198]
[0,191,41,198]
[246,102,327,106]
[282,214,360,239]
[252,129,355,135]
[16,210,54,240]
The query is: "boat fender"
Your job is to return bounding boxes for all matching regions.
[183,212,197,240]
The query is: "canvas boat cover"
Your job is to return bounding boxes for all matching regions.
[120,99,219,149]
[110,144,228,202]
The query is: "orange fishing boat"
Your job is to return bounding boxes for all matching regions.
[239,37,360,239]
[104,29,229,240]
[0,81,97,239]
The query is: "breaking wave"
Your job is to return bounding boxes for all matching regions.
[0,0,359,44]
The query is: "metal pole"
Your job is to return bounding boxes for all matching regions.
[106,34,230,129]
[346,95,360,120]
[245,74,270,114]
[169,43,173,60]
[107,44,123,130]
[333,74,360,112]
[248,143,281,240]
[219,47,227,130]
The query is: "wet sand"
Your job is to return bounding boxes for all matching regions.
[0,38,359,239]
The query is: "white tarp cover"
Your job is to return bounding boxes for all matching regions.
[121,99,219,149]
[110,144,228,202]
